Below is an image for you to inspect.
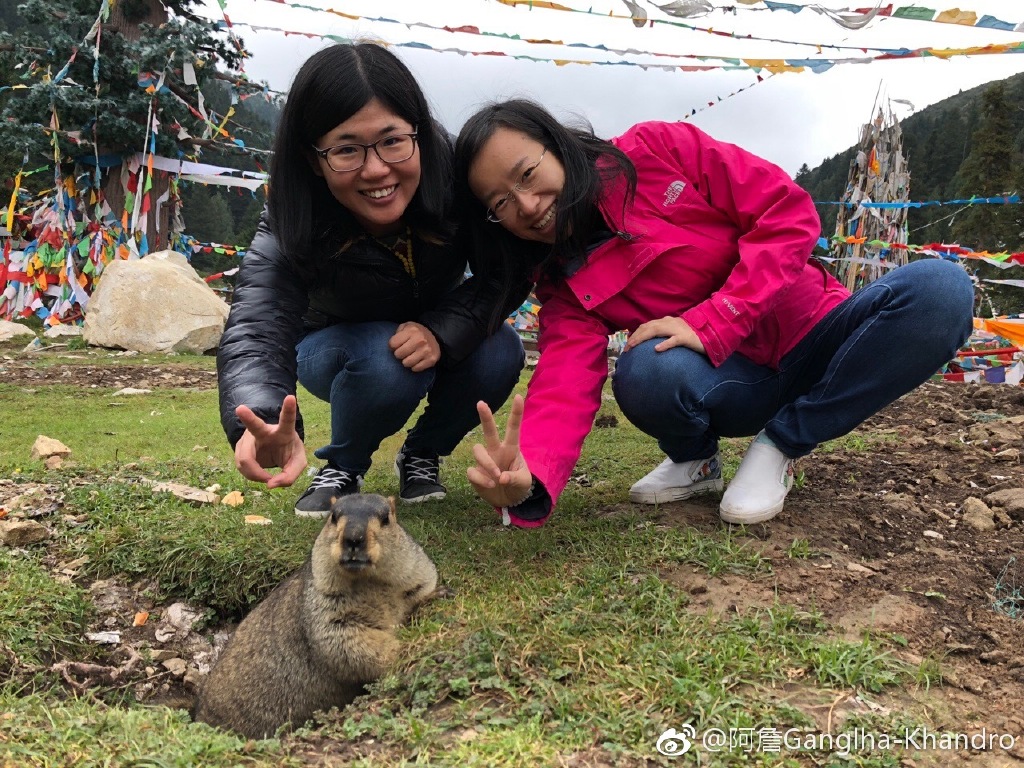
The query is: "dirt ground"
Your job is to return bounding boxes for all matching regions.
[4,359,1024,765]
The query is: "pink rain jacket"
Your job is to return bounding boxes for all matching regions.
[521,121,850,510]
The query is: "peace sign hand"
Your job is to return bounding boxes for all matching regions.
[233,394,308,489]
[467,394,533,507]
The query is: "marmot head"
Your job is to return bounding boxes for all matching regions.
[326,493,397,571]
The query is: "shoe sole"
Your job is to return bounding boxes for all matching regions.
[294,508,331,519]
[629,478,724,504]
[719,500,784,525]
[399,491,446,504]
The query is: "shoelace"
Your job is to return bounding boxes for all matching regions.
[309,466,355,490]
[402,454,440,482]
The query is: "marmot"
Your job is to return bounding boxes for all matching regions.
[192,493,440,739]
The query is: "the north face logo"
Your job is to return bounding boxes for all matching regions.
[663,180,686,206]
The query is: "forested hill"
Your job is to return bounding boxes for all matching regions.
[795,72,1024,253]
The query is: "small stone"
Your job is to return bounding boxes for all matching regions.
[846,562,876,574]
[161,658,188,677]
[961,497,996,532]
[31,435,71,461]
[151,482,219,506]
[0,520,49,546]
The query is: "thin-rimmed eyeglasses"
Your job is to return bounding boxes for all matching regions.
[486,149,547,223]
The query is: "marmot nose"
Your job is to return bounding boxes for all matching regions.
[344,534,365,550]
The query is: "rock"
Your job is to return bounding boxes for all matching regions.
[945,669,989,694]
[0,320,37,341]
[31,435,71,460]
[161,658,188,677]
[980,650,1009,664]
[846,562,876,574]
[984,488,1024,521]
[151,482,219,506]
[85,631,121,644]
[994,508,1014,528]
[43,324,83,339]
[82,250,229,354]
[244,515,271,526]
[968,422,1021,448]
[0,519,49,546]
[184,668,204,691]
[221,490,244,507]
[961,497,997,532]
[994,448,1021,462]
[112,387,152,396]
[882,493,918,514]
[154,602,205,643]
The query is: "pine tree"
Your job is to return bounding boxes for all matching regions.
[182,184,235,244]
[0,0,247,244]
[950,83,1017,251]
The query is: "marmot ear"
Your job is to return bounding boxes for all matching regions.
[328,497,344,523]
[386,496,398,526]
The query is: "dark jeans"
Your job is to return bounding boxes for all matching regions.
[297,321,524,473]
[612,259,974,460]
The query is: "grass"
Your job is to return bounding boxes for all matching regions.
[0,348,945,767]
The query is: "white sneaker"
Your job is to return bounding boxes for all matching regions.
[629,454,723,504]
[719,433,795,525]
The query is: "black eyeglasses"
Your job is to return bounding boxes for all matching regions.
[313,132,419,172]
[486,149,547,223]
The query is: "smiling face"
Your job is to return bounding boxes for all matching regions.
[467,127,564,244]
[312,98,421,237]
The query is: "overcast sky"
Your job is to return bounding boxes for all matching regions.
[197,0,1024,176]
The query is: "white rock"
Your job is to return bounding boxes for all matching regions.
[43,324,83,338]
[0,319,37,341]
[83,250,229,354]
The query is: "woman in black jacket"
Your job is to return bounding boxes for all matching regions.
[217,43,527,517]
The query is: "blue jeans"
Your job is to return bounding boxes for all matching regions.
[612,259,974,460]
[296,321,524,473]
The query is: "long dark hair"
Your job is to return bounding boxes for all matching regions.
[268,43,454,264]
[453,99,637,324]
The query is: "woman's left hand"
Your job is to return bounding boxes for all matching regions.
[624,316,706,355]
[389,321,441,371]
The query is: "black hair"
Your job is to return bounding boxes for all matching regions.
[453,98,637,325]
[268,42,454,265]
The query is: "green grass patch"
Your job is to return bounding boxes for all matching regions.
[0,690,300,768]
[0,550,91,668]
[0,359,938,765]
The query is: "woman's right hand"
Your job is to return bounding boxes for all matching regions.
[467,394,534,507]
[233,394,308,489]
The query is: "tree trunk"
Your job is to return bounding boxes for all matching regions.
[101,0,176,252]
[107,0,168,42]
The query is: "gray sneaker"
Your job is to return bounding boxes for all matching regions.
[294,465,361,518]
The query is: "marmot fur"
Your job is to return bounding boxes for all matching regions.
[192,493,440,739]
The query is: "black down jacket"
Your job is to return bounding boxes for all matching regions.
[217,215,527,448]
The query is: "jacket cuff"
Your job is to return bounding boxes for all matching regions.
[498,476,552,528]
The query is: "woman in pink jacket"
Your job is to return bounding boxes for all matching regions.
[453,99,973,528]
